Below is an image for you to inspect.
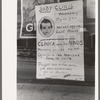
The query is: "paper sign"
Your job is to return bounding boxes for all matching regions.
[36,1,84,81]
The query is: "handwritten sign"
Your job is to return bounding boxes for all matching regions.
[36,1,84,81]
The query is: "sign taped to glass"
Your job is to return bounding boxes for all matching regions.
[36,1,84,81]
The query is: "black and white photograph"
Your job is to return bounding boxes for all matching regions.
[16,0,97,100]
